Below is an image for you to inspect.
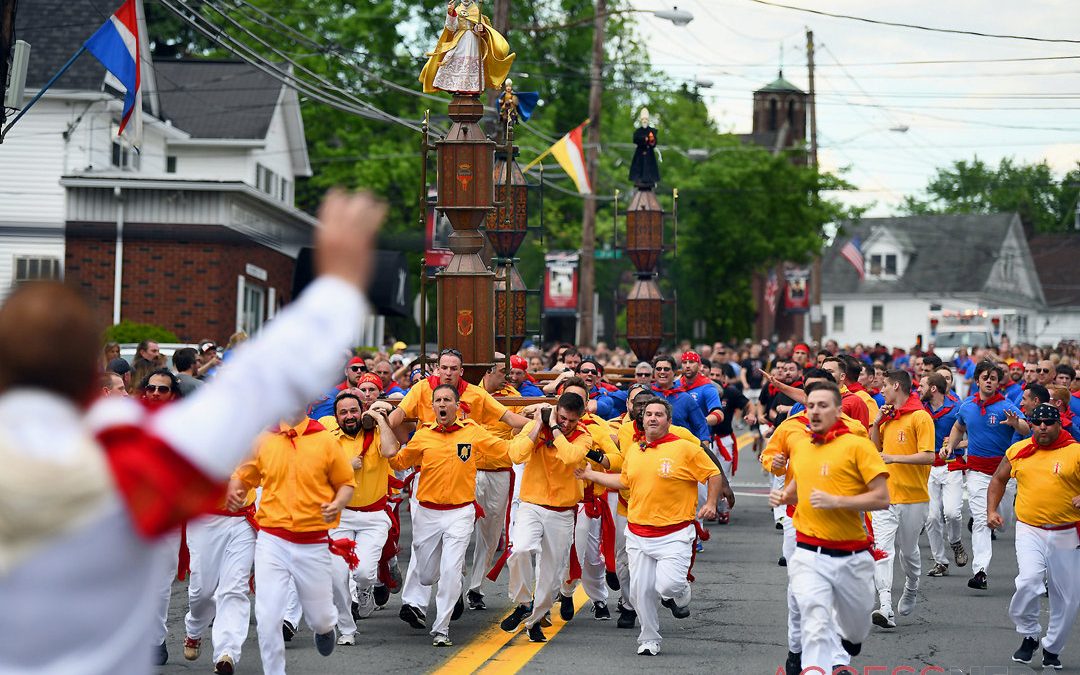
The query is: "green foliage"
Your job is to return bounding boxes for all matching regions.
[105,321,180,344]
[902,157,1080,234]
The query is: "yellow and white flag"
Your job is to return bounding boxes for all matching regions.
[524,120,592,194]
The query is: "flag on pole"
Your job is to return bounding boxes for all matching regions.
[839,236,865,280]
[524,120,591,194]
[764,269,779,314]
[85,0,142,147]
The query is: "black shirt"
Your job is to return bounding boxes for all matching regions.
[741,358,765,389]
[713,384,749,437]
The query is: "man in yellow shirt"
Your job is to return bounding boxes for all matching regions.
[988,404,1080,670]
[228,414,356,675]
[388,384,524,646]
[769,381,889,674]
[867,369,936,629]
[319,383,398,646]
[499,392,599,643]
[579,397,722,656]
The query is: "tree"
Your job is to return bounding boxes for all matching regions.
[902,157,1080,234]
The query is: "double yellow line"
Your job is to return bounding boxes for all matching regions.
[430,587,590,675]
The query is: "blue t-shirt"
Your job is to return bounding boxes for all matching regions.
[597,388,627,419]
[789,401,805,416]
[652,387,710,442]
[676,377,723,421]
[1005,382,1024,404]
[926,400,960,451]
[955,395,1024,457]
[517,380,544,397]
[871,392,886,408]
[308,385,343,420]
[1070,394,1080,418]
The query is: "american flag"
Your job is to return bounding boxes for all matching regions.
[840,236,865,280]
[764,269,779,314]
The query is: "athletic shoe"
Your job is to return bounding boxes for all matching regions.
[399,604,427,630]
[154,642,168,666]
[898,588,917,616]
[467,589,487,610]
[637,641,660,656]
[840,639,862,656]
[1012,636,1038,664]
[967,517,973,532]
[717,512,730,524]
[951,540,968,567]
[661,596,690,619]
[593,601,611,620]
[451,595,465,621]
[967,571,987,590]
[785,651,802,675]
[695,540,704,553]
[540,612,552,628]
[336,633,355,646]
[617,607,637,629]
[373,584,391,607]
[871,609,896,629]
[527,623,546,643]
[183,636,200,661]
[432,633,453,647]
[500,604,530,632]
[991,530,997,541]
[282,620,296,642]
[1043,650,1063,669]
[356,586,375,619]
[314,630,336,657]
[558,593,575,621]
[606,571,621,591]
[778,556,787,567]
[213,654,235,675]
[775,521,784,530]
[927,562,949,577]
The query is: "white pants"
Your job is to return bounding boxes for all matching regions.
[469,470,512,595]
[610,492,632,610]
[771,474,787,522]
[926,466,964,565]
[406,502,475,636]
[789,547,875,673]
[560,504,608,603]
[331,508,391,636]
[716,435,735,515]
[507,502,575,628]
[967,470,1016,574]
[253,532,337,675]
[626,523,694,645]
[152,531,182,645]
[184,515,256,664]
[1010,522,1080,655]
[400,483,434,611]
[872,502,929,610]
[783,523,848,664]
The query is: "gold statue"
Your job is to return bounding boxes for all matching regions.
[419,0,515,95]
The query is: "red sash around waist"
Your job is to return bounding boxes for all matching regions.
[628,520,695,538]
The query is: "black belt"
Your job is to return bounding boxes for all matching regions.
[796,542,868,558]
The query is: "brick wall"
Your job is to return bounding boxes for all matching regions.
[66,221,294,343]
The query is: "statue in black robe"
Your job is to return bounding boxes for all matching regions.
[629,107,660,189]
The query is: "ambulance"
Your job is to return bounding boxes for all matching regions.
[927,308,1020,356]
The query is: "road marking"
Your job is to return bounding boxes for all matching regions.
[475,586,589,675]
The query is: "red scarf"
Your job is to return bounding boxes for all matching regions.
[1072,390,1080,401]
[1012,429,1075,460]
[432,420,464,433]
[679,374,712,391]
[274,419,325,447]
[639,432,681,449]
[653,384,685,397]
[882,393,924,421]
[972,392,1005,416]
[926,401,955,420]
[539,425,585,446]
[426,375,470,415]
[808,419,852,445]
[847,381,867,394]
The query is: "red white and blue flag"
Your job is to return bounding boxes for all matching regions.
[85,0,142,147]
[764,269,779,314]
[840,236,864,280]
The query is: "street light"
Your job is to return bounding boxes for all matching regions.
[652,7,694,26]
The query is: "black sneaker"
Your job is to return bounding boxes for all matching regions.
[314,630,335,657]
[1044,649,1063,670]
[775,521,784,530]
[1012,636,1038,664]
[967,571,988,590]
[606,571,621,591]
[784,651,802,675]
[282,620,296,642]
[154,641,168,666]
[778,556,787,567]
[840,638,861,656]
[500,604,530,632]
[968,517,973,532]
[373,584,390,607]
[539,612,552,628]
[351,600,361,621]
[617,607,637,629]
[661,597,690,619]
[451,595,464,621]
[467,589,487,610]
[399,604,427,630]
[558,593,575,621]
[593,601,611,620]
[527,623,547,643]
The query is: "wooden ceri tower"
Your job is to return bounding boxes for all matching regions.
[624,189,666,362]
[486,130,529,356]
[436,95,496,383]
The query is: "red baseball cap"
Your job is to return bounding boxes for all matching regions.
[357,373,383,391]
[347,356,365,367]
[509,355,528,370]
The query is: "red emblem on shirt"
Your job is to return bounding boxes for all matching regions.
[457,310,474,336]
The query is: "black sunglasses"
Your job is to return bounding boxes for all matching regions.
[579,368,598,375]
[144,384,172,394]
[440,348,463,359]
[349,365,366,372]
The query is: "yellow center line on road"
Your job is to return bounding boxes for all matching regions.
[430,586,590,675]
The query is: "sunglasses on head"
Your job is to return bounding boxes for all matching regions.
[144,384,171,394]
[440,348,463,359]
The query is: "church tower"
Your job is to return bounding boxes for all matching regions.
[751,71,808,162]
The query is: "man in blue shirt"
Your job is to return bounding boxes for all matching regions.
[944,361,1024,591]
[1003,361,1025,403]
[507,355,544,397]
[676,351,724,430]
[649,354,710,442]
[919,372,966,577]
[578,357,624,420]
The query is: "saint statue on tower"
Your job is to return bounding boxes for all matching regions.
[419,0,516,95]
[629,107,661,189]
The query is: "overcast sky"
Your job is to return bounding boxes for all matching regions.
[630,0,1080,216]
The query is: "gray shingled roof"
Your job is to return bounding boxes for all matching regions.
[154,60,283,139]
[1028,233,1080,308]
[824,213,1019,295]
[17,0,116,91]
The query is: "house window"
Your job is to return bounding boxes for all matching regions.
[871,305,884,331]
[884,254,897,276]
[110,123,139,171]
[833,305,845,332]
[166,156,177,173]
[14,256,61,283]
[242,282,265,334]
[869,254,882,276]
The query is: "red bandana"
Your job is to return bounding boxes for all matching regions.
[926,402,955,420]
[973,392,1006,416]
[808,418,852,445]
[883,393,924,421]
[427,374,468,397]
[680,374,712,391]
[1012,429,1075,460]
[652,384,685,398]
[432,420,464,434]
[274,419,325,447]
[639,432,681,449]
[847,381,867,394]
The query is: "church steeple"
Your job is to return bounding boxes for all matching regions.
[752,69,807,151]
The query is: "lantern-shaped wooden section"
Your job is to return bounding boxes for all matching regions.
[626,276,664,364]
[436,95,496,382]
[623,187,666,362]
[625,190,664,273]
[487,147,529,355]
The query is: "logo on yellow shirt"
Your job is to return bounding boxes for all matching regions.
[1054,461,1061,476]
[820,463,830,477]
[658,458,672,478]
[896,430,906,443]
[457,443,472,462]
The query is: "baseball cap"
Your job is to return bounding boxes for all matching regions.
[1008,361,1024,370]
[106,358,131,375]
[1030,403,1061,425]
[199,341,216,353]
[510,355,528,370]
[357,373,384,391]
[393,341,407,352]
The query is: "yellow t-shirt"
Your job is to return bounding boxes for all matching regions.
[880,409,935,504]
[1006,438,1080,527]
[397,378,508,427]
[616,420,700,516]
[788,432,888,544]
[318,415,391,509]
[509,420,592,508]
[234,418,355,531]
[854,389,880,425]
[760,413,868,478]
[476,383,520,469]
[621,435,720,527]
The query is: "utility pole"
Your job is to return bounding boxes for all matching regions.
[578,0,605,346]
[807,27,824,345]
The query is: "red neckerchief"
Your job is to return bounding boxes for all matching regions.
[789,413,809,426]
[426,375,470,415]
[926,400,955,420]
[274,418,326,447]
[589,388,605,400]
[539,425,585,446]
[679,374,712,391]
[1063,409,1076,429]
[361,428,375,455]
[847,381,867,394]
[808,418,852,445]
[639,432,681,450]
[883,393,924,421]
[579,416,597,426]
[973,392,1006,416]
[1072,389,1080,400]
[1012,429,1075,460]
[871,388,881,395]
[652,384,685,397]
[431,420,464,433]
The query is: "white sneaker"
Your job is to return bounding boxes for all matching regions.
[336,633,355,646]
[356,586,375,619]
[871,608,896,629]
[637,641,660,656]
[898,588,917,616]
[432,633,453,647]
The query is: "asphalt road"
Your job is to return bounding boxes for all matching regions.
[159,439,1061,675]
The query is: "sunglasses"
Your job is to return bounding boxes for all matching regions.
[144,385,171,394]
[1032,419,1058,427]
[349,365,366,372]
[579,368,598,375]
[1036,368,1052,373]
[654,366,673,372]
[440,348,463,358]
